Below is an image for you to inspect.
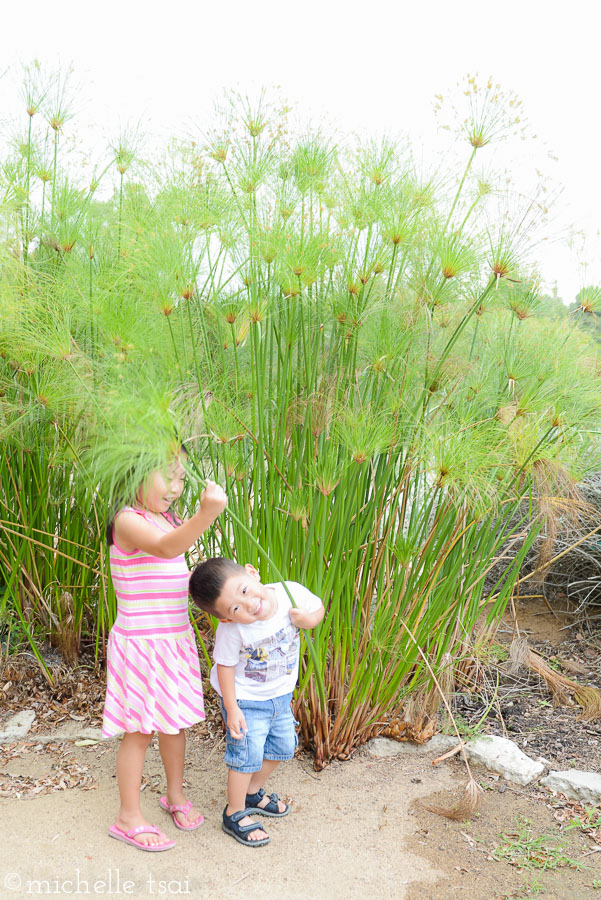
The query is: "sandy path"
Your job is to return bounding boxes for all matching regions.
[0,733,450,899]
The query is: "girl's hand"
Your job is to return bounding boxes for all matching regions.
[226,707,247,740]
[199,480,228,521]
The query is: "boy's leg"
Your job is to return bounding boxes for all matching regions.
[157,730,202,827]
[226,769,268,841]
[222,700,270,841]
[246,691,296,815]
[247,760,287,813]
[226,767,253,814]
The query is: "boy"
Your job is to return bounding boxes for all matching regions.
[189,557,324,847]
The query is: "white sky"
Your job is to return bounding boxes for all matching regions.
[1,0,600,303]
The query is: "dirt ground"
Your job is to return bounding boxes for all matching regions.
[1,599,601,899]
[0,732,450,899]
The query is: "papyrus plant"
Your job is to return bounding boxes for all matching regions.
[1,74,600,761]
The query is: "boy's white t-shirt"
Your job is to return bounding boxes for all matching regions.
[210,581,322,701]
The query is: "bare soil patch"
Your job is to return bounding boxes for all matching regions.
[406,767,601,899]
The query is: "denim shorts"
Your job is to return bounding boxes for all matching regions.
[221,692,298,773]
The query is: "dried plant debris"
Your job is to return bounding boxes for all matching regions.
[520,472,601,621]
[0,654,224,752]
[552,800,601,846]
[510,635,601,721]
[1,651,106,730]
[0,742,96,798]
[422,777,483,822]
[447,618,601,776]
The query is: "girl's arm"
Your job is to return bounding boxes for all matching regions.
[217,664,246,739]
[113,480,227,558]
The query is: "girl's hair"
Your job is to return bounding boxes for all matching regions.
[105,517,116,547]
[105,443,189,546]
[189,557,246,614]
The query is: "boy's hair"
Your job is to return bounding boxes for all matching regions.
[189,557,246,614]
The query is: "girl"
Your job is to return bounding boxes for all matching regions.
[103,451,227,852]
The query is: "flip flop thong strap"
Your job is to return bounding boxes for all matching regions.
[127,825,160,837]
[169,801,192,815]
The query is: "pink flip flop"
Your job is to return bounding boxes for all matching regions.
[108,823,175,851]
[159,795,204,830]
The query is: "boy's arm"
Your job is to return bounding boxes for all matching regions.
[217,664,247,739]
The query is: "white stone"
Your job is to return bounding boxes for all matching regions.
[367,734,457,757]
[31,726,104,744]
[541,770,601,805]
[461,735,545,785]
[366,733,546,786]
[426,734,459,755]
[74,726,103,742]
[367,737,409,757]
[0,709,36,742]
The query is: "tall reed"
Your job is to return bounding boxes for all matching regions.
[1,74,600,761]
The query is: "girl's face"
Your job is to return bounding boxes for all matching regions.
[136,456,186,513]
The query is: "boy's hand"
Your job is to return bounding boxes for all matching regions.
[199,480,228,520]
[289,607,312,629]
[226,706,247,740]
[289,603,325,630]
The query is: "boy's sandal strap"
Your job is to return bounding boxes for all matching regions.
[245,788,267,805]
[245,789,289,816]
[222,808,270,846]
[227,808,255,825]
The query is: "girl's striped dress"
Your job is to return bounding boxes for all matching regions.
[102,507,205,737]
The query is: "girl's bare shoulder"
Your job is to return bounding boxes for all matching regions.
[113,508,152,552]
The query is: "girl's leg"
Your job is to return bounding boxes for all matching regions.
[115,731,167,847]
[226,769,268,842]
[158,730,202,827]
[248,760,287,813]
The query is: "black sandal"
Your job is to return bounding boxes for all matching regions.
[245,788,290,817]
[222,807,270,846]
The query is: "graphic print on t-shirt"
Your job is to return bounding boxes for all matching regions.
[241,623,299,683]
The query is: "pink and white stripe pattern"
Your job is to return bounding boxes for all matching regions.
[102,508,205,738]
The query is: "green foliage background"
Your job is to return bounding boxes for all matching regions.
[1,69,600,763]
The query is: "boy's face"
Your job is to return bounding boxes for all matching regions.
[214,565,277,624]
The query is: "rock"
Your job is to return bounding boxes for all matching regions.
[540,770,601,804]
[0,709,36,742]
[0,717,103,746]
[535,756,552,768]
[367,737,412,757]
[367,734,457,757]
[73,726,103,742]
[461,735,545,785]
[24,726,103,744]
[427,735,460,754]
[366,733,545,786]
